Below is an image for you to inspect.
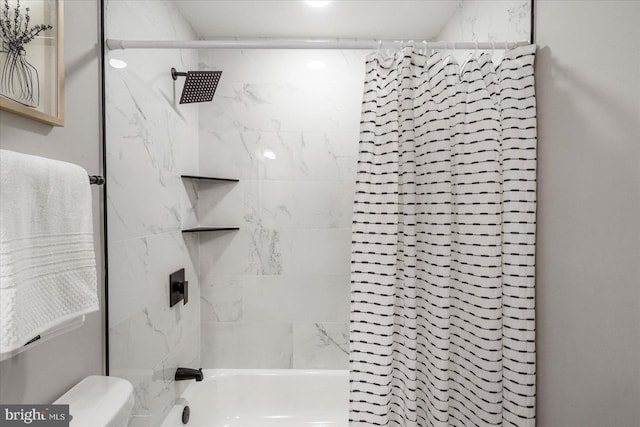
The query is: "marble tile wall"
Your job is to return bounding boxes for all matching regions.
[437,0,531,65]
[437,0,531,64]
[105,1,200,426]
[197,49,367,369]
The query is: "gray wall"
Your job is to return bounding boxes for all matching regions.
[0,0,104,404]
[535,1,640,426]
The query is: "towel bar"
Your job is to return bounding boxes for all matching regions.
[89,175,105,185]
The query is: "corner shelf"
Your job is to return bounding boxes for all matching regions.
[182,226,240,233]
[181,174,240,234]
[181,174,239,183]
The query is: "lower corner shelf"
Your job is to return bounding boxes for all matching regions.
[181,226,240,233]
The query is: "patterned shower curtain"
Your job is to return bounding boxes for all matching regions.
[349,45,536,426]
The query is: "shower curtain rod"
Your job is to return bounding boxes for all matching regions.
[106,38,530,51]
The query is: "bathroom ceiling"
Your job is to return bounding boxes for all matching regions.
[173,0,462,40]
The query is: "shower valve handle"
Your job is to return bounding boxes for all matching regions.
[169,268,188,307]
[176,281,188,304]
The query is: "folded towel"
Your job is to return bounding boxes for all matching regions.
[0,150,99,355]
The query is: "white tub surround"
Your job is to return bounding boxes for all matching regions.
[105,1,201,425]
[198,49,364,370]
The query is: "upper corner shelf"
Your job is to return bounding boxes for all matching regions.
[180,174,239,183]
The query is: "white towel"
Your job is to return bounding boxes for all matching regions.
[0,150,99,355]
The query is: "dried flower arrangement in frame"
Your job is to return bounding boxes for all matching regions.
[0,0,63,126]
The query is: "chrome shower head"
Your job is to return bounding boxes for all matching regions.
[171,67,222,104]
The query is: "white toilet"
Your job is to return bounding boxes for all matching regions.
[54,375,135,427]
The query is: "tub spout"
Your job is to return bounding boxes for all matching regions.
[175,367,203,382]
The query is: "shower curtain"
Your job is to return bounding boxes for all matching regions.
[349,45,536,426]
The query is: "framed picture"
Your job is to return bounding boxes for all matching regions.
[0,0,63,126]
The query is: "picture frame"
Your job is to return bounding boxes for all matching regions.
[0,0,64,126]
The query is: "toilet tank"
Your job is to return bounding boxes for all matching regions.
[54,375,134,427]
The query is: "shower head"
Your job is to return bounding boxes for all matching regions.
[171,67,222,104]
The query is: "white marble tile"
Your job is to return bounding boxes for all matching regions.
[293,323,349,369]
[108,237,150,328]
[105,66,199,240]
[200,276,243,322]
[109,300,197,375]
[199,129,358,183]
[291,275,351,323]
[197,48,362,369]
[280,228,353,276]
[145,362,176,427]
[437,0,531,65]
[107,160,192,242]
[110,257,200,423]
[110,367,153,427]
[109,309,170,372]
[108,231,200,328]
[199,227,283,277]
[241,275,350,324]
[106,1,201,423]
[198,131,260,180]
[198,230,249,277]
[179,178,199,231]
[106,0,196,41]
[296,132,359,182]
[107,237,200,419]
[198,50,366,137]
[106,0,200,240]
[196,179,258,228]
[111,326,199,427]
[127,414,152,427]
[201,322,293,368]
[148,329,200,427]
[106,70,198,174]
[259,180,354,229]
[144,231,200,310]
[242,276,294,323]
[199,81,360,134]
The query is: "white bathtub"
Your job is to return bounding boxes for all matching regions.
[161,369,349,427]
